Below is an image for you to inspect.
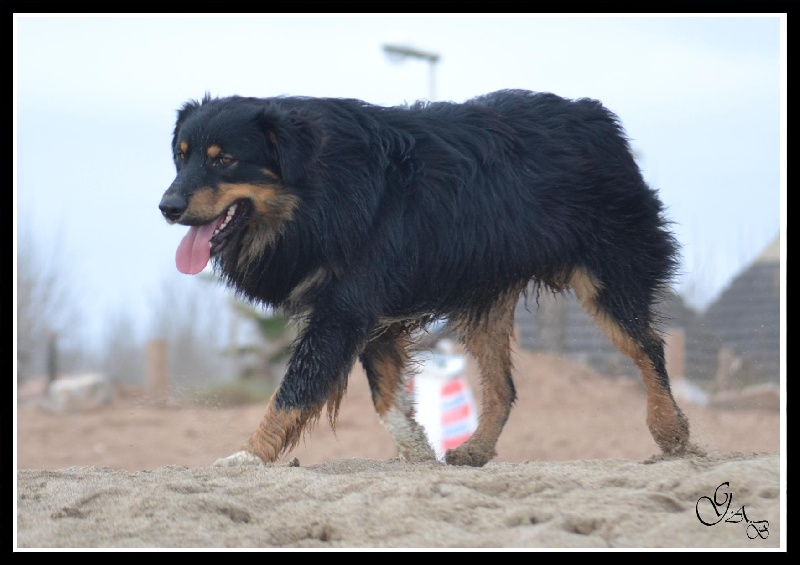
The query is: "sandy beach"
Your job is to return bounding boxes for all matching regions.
[15,351,783,549]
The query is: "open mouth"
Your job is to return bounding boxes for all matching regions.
[209,200,251,255]
[175,200,251,275]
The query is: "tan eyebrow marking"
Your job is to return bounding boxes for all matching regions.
[179,141,188,153]
[207,145,222,159]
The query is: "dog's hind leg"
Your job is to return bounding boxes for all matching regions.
[359,324,437,463]
[569,268,701,457]
[445,292,519,467]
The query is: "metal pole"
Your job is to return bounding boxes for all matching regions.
[428,60,437,101]
[383,44,440,101]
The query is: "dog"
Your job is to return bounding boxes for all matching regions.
[159,89,699,467]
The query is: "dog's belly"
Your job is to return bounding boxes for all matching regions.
[371,314,440,338]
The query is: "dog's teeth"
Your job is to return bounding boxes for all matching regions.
[210,204,239,245]
[217,204,238,233]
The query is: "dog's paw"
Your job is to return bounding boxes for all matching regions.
[212,450,264,467]
[398,444,439,463]
[445,444,494,467]
[643,442,707,464]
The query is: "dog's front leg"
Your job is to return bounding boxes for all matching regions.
[214,307,368,467]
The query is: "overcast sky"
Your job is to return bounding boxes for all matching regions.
[14,13,785,350]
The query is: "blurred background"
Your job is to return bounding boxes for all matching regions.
[14,14,784,413]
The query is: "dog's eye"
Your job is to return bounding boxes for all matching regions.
[213,155,236,167]
[175,151,186,161]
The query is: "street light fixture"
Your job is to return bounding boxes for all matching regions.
[382,44,441,101]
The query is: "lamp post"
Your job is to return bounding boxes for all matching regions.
[382,44,440,101]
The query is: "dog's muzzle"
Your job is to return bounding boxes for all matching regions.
[159,193,188,222]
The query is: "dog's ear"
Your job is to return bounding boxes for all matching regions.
[258,107,320,184]
[172,94,213,149]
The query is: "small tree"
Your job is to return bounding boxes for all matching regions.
[16,223,85,382]
[229,298,297,389]
[100,308,145,387]
[147,272,229,393]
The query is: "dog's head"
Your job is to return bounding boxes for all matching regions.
[159,95,319,275]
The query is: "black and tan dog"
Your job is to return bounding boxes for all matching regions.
[159,89,699,467]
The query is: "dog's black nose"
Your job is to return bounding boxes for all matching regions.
[159,193,187,222]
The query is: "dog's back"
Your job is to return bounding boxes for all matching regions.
[336,91,678,324]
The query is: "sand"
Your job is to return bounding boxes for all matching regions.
[15,351,783,550]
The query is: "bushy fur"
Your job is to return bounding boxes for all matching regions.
[159,89,698,467]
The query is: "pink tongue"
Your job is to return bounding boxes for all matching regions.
[175,217,224,275]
